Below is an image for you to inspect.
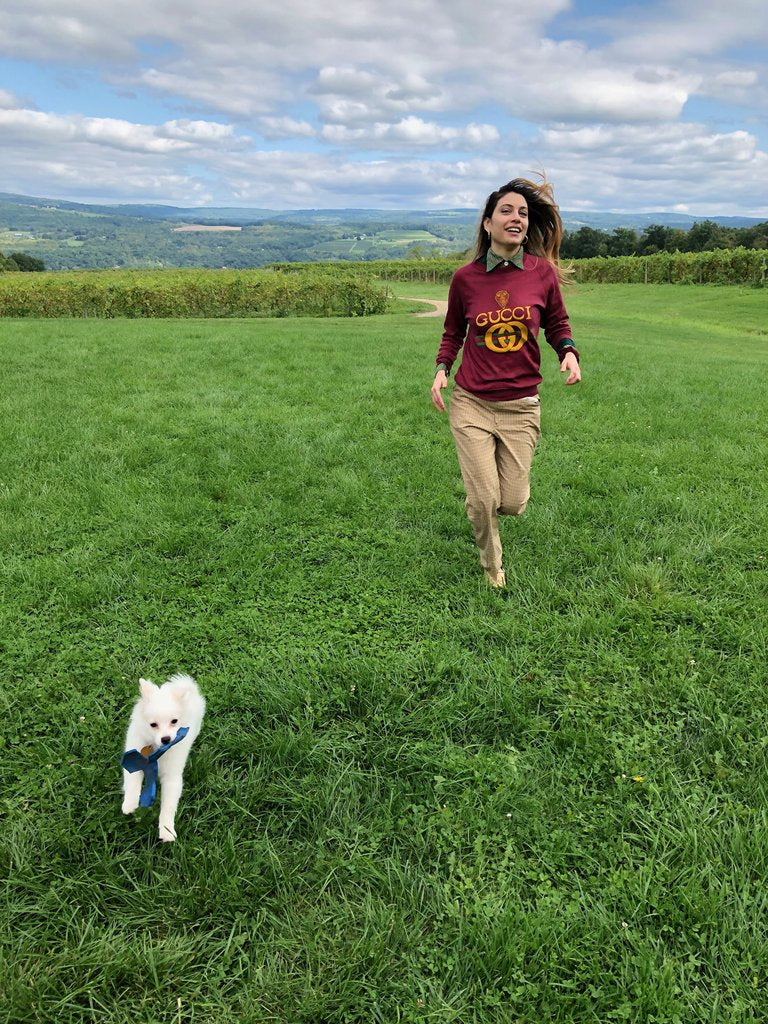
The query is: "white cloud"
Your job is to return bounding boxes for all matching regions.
[0,0,586,126]
[312,66,381,98]
[0,5,134,62]
[711,71,759,90]
[0,88,24,108]
[539,122,759,165]
[311,67,451,124]
[0,107,247,157]
[698,67,767,107]
[507,43,696,122]
[321,117,499,149]
[0,0,565,69]
[258,117,316,140]
[0,0,758,132]
[604,0,768,61]
[0,0,765,214]
[158,120,238,144]
[135,67,282,117]
[535,122,768,214]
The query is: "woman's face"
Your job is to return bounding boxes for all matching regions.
[484,191,529,254]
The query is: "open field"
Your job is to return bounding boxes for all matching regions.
[1,285,768,1022]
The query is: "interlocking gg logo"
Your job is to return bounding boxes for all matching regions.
[475,290,532,353]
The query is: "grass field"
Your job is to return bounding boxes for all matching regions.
[1,284,768,1023]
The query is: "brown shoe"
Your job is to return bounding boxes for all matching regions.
[483,568,506,588]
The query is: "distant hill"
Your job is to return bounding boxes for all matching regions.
[0,192,476,225]
[2,191,763,229]
[559,210,763,231]
[0,192,764,271]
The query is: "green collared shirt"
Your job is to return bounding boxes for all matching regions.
[484,247,525,272]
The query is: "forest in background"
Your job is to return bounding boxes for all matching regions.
[0,192,766,272]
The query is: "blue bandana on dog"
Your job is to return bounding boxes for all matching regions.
[121,727,190,807]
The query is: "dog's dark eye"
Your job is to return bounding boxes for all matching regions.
[150,722,158,729]
[171,719,178,725]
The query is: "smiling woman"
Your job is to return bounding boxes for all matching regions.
[431,176,581,589]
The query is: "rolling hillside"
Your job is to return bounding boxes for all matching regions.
[0,192,763,271]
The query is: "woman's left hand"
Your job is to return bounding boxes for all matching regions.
[560,351,581,385]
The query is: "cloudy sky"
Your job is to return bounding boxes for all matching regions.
[1,0,766,214]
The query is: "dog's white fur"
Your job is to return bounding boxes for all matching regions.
[121,673,205,842]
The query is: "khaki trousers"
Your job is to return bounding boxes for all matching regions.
[449,385,541,572]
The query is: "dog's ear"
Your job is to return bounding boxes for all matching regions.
[139,678,157,699]
[169,680,193,702]
[166,673,196,702]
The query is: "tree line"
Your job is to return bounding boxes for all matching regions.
[561,220,768,259]
[0,250,45,271]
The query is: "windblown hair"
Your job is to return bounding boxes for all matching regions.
[473,176,573,286]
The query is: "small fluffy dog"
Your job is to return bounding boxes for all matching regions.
[121,673,205,842]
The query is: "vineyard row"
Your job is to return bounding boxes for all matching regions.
[0,248,765,318]
[0,268,388,319]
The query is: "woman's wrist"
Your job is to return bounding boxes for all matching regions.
[556,340,579,362]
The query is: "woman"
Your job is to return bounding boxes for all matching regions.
[431,177,581,588]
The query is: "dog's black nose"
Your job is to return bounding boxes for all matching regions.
[161,735,172,745]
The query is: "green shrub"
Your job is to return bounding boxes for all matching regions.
[0,268,388,318]
[573,248,768,286]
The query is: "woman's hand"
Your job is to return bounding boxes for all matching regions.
[560,351,581,385]
[431,369,448,411]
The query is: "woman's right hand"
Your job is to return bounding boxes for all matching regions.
[431,370,448,412]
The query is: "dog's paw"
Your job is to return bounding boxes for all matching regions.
[159,823,177,842]
[122,797,139,815]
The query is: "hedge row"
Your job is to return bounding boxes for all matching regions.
[274,249,768,287]
[571,247,768,285]
[0,268,388,318]
[1,252,763,319]
[271,259,461,284]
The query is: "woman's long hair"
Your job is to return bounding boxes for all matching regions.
[473,176,572,286]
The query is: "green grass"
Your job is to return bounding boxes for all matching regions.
[1,284,768,1023]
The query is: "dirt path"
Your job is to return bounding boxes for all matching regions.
[405,297,448,318]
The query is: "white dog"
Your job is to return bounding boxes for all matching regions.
[121,673,205,842]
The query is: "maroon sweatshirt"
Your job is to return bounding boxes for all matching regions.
[436,253,577,401]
